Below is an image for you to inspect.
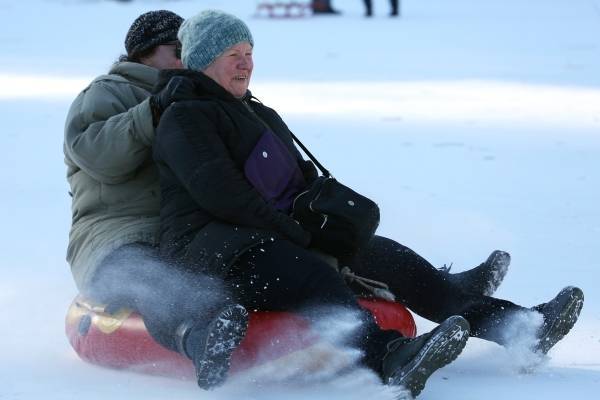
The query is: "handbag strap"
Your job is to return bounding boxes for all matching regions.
[248,94,332,178]
[288,131,332,178]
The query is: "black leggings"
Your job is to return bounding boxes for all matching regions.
[86,242,400,372]
[350,236,528,345]
[87,235,526,362]
[227,239,401,371]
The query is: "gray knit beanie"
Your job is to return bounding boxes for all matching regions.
[125,10,183,60]
[178,10,254,71]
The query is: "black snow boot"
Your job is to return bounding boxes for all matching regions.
[532,286,584,354]
[443,250,511,296]
[178,304,249,390]
[381,315,470,398]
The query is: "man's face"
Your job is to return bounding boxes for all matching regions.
[141,43,183,70]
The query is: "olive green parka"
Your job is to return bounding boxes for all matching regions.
[64,62,160,291]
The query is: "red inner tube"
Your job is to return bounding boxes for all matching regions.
[65,296,416,379]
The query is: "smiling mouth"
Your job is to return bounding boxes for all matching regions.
[234,75,248,81]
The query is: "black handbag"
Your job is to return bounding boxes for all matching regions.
[290,132,380,258]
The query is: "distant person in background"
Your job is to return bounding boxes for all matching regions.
[364,0,399,17]
[312,0,341,14]
[63,9,248,389]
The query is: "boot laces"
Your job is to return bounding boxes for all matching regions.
[438,262,453,273]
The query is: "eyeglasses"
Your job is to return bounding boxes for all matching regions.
[162,41,182,59]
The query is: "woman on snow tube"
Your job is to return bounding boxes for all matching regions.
[148,9,583,397]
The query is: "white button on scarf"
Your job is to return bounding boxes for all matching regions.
[262,151,268,158]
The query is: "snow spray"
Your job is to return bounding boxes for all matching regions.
[500,310,545,373]
[223,306,405,400]
[85,245,231,348]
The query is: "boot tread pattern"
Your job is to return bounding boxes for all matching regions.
[196,305,249,390]
[389,315,470,398]
[536,286,584,354]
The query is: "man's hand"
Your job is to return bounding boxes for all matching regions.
[150,76,196,126]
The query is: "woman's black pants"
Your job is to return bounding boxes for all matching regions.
[226,239,401,372]
[85,241,400,372]
[86,235,529,369]
[349,235,528,345]
[228,236,529,348]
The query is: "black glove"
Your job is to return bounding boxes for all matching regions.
[149,76,196,127]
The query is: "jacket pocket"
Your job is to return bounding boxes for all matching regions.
[243,130,306,212]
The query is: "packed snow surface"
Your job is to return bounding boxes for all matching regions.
[1,0,599,399]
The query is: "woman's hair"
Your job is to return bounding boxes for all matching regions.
[117,54,130,63]
[115,46,158,65]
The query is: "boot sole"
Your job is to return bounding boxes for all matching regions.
[389,315,470,398]
[196,305,249,390]
[536,286,584,354]
[482,250,511,296]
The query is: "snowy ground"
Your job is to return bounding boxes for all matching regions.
[1,0,599,399]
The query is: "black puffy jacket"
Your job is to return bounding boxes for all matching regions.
[153,70,317,274]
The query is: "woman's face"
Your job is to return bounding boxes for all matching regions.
[203,41,253,99]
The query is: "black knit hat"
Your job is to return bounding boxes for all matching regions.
[125,10,184,59]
